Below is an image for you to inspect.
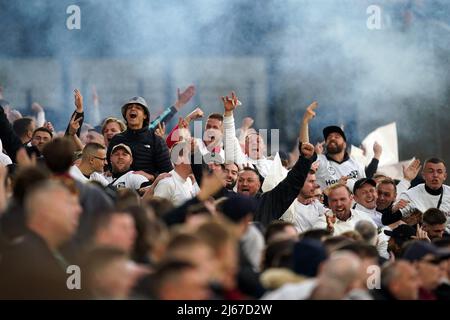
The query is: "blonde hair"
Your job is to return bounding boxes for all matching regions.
[101,117,126,134]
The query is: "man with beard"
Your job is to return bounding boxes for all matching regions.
[300,102,381,190]
[397,158,450,232]
[291,169,327,233]
[224,162,239,191]
[105,143,150,190]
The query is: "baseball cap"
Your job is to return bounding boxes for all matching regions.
[323,125,347,142]
[121,96,150,127]
[220,194,257,223]
[353,178,377,194]
[292,239,327,277]
[112,143,132,156]
[384,224,416,244]
[402,240,450,262]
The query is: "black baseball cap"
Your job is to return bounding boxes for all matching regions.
[402,240,450,262]
[323,126,347,142]
[384,224,416,244]
[353,178,377,194]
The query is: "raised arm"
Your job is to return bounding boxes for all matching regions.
[149,85,196,129]
[222,91,246,165]
[255,142,317,227]
[300,101,318,143]
[65,89,84,137]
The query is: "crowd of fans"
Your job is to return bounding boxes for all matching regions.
[0,84,449,300]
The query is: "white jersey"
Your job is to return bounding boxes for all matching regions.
[398,183,450,231]
[315,153,365,190]
[292,200,327,233]
[153,169,200,207]
[353,203,383,228]
[105,171,149,190]
[313,209,377,236]
[69,165,109,186]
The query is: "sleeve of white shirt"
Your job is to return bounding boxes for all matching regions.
[313,215,328,230]
[129,173,149,190]
[396,190,414,216]
[90,172,110,187]
[36,110,46,128]
[153,178,174,200]
[395,179,411,200]
[223,114,246,165]
[377,233,390,260]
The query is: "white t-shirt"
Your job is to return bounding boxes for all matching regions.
[315,153,365,190]
[262,279,317,300]
[153,169,200,206]
[313,209,377,236]
[69,165,109,186]
[398,183,450,231]
[105,171,149,190]
[353,203,383,228]
[377,226,391,260]
[292,200,327,233]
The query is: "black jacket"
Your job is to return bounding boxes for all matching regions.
[107,127,173,175]
[162,153,316,228]
[0,106,23,163]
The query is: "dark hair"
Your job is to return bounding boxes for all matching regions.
[299,229,332,242]
[12,166,51,204]
[149,260,197,299]
[12,117,34,138]
[338,242,379,260]
[424,157,446,167]
[79,247,128,295]
[88,210,133,242]
[264,220,296,243]
[207,113,224,122]
[423,208,447,226]
[42,138,76,174]
[378,178,397,191]
[32,127,53,138]
[145,197,174,218]
[262,239,296,271]
[82,142,106,159]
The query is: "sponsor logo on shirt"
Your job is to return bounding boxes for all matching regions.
[325,170,360,186]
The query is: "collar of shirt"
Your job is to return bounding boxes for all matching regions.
[325,152,350,164]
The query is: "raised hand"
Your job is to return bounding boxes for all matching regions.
[222,91,240,114]
[413,225,431,242]
[92,85,99,107]
[241,117,254,130]
[68,113,83,136]
[300,142,315,159]
[197,170,225,201]
[315,141,324,155]
[74,89,83,113]
[155,122,166,139]
[403,159,421,181]
[311,160,320,173]
[175,85,196,110]
[31,102,44,113]
[44,121,55,133]
[16,148,36,167]
[325,210,336,234]
[373,141,382,159]
[303,101,318,123]
[186,107,204,122]
[392,199,410,213]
